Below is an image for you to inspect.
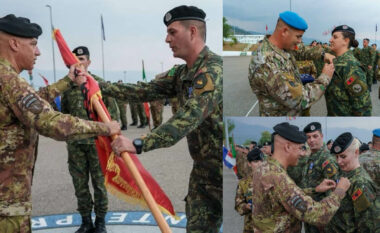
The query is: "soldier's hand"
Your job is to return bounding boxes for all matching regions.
[321,63,335,78]
[68,64,86,86]
[323,53,335,64]
[105,121,121,136]
[368,65,372,70]
[111,135,136,155]
[336,177,350,192]
[315,179,336,192]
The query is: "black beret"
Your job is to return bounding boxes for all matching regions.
[163,5,206,26]
[247,148,264,162]
[273,122,306,144]
[303,122,322,133]
[251,141,257,145]
[262,141,271,146]
[0,14,42,38]
[359,143,369,153]
[330,132,354,154]
[332,25,355,35]
[72,46,90,57]
[327,139,334,145]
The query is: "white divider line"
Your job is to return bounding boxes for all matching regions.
[245,100,258,117]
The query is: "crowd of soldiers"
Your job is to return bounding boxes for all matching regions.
[234,121,380,232]
[249,11,379,116]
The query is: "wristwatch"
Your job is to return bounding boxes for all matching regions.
[133,138,143,154]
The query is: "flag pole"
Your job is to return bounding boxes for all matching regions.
[92,99,172,233]
[101,15,106,80]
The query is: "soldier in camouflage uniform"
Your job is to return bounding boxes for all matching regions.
[252,122,351,232]
[235,145,251,180]
[235,148,264,233]
[299,122,340,233]
[101,81,120,123]
[358,38,376,90]
[326,26,372,116]
[0,15,119,233]
[326,133,380,232]
[102,6,223,233]
[61,46,110,233]
[249,11,335,116]
[170,97,179,114]
[116,80,128,130]
[129,102,138,125]
[359,129,380,189]
[150,100,164,129]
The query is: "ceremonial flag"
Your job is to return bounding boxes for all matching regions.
[39,73,49,86]
[223,146,236,169]
[101,15,106,41]
[38,73,61,111]
[53,28,176,218]
[142,60,151,126]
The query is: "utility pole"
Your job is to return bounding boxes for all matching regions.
[46,4,56,82]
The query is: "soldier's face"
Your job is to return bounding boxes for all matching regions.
[306,131,323,153]
[335,149,359,172]
[283,27,303,50]
[363,40,369,47]
[329,32,349,53]
[262,145,271,155]
[77,55,91,71]
[18,37,40,71]
[166,21,191,59]
[288,143,305,166]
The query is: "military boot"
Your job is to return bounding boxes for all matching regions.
[75,216,94,233]
[94,217,107,233]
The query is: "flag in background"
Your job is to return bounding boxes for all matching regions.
[223,146,236,169]
[101,15,106,41]
[53,28,176,218]
[38,73,61,111]
[142,60,151,126]
[265,24,268,33]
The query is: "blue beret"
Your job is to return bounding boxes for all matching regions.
[279,11,308,31]
[0,14,42,38]
[164,5,206,26]
[373,129,380,137]
[331,132,353,154]
[273,122,306,144]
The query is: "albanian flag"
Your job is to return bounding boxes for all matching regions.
[53,29,176,217]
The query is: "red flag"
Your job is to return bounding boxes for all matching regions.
[38,73,49,86]
[265,24,268,33]
[54,29,176,217]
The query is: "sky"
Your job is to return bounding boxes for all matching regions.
[225,117,380,144]
[224,0,380,45]
[1,0,222,86]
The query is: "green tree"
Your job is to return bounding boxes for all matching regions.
[223,17,232,39]
[259,131,272,145]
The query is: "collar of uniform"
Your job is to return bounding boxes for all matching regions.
[181,46,209,82]
[309,144,327,160]
[264,36,291,61]
[267,156,286,171]
[335,49,353,64]
[0,57,17,73]
[340,166,361,179]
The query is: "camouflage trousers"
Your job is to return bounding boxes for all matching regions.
[0,215,31,233]
[67,143,108,218]
[149,100,164,128]
[185,168,222,232]
[117,102,128,127]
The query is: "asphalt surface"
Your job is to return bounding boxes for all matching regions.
[223,56,380,116]
[31,106,192,225]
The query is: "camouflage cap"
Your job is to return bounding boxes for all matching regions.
[303,122,321,133]
[331,132,354,154]
[163,5,206,26]
[247,148,264,162]
[0,14,42,38]
[332,25,355,35]
[273,122,306,144]
[279,11,308,31]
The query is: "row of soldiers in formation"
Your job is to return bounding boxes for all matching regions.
[249,11,379,116]
[234,122,380,232]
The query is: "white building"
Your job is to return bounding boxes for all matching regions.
[224,34,265,44]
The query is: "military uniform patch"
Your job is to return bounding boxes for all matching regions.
[289,195,307,213]
[352,188,371,212]
[20,93,43,114]
[322,160,329,168]
[347,79,367,96]
[346,76,354,85]
[193,74,214,96]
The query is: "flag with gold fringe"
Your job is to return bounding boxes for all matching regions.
[53,28,177,218]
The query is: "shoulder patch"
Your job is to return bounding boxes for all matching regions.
[168,66,177,77]
[345,77,367,96]
[193,74,215,96]
[322,160,329,168]
[352,188,371,212]
[289,195,307,213]
[283,73,302,98]
[20,93,43,114]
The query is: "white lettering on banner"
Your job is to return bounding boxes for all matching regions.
[108,213,127,223]
[31,218,48,228]
[56,215,73,225]
[132,213,151,223]
[165,214,186,225]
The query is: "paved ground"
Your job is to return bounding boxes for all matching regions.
[223,56,380,116]
[31,105,192,232]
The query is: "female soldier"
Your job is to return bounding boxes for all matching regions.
[326,133,379,232]
[325,25,372,116]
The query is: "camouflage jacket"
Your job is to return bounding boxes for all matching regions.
[325,50,372,116]
[359,148,380,189]
[100,46,222,184]
[249,37,330,116]
[359,46,376,68]
[325,167,379,233]
[298,145,339,201]
[235,177,254,233]
[0,58,109,216]
[252,157,344,233]
[235,147,251,179]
